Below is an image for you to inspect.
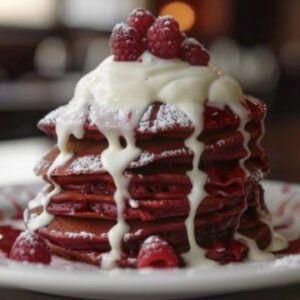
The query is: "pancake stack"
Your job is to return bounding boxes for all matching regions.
[23,8,286,268]
[25,96,273,267]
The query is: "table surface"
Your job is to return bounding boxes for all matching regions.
[2,283,300,300]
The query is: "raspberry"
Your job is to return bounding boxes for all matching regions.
[137,236,178,268]
[110,23,144,61]
[128,8,155,36]
[180,38,210,66]
[147,16,184,59]
[9,231,51,265]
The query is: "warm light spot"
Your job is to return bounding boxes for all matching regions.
[160,1,196,31]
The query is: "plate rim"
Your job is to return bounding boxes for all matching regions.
[1,179,300,299]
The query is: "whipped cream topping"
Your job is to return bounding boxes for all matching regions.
[72,51,243,114]
[27,51,282,268]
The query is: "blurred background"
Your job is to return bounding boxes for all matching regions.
[0,0,299,185]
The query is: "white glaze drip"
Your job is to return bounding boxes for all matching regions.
[28,184,51,210]
[207,78,274,260]
[99,129,141,269]
[180,103,216,267]
[233,111,271,260]
[27,152,72,231]
[207,77,270,262]
[235,232,274,261]
[248,97,287,252]
[258,207,288,252]
[216,93,281,260]
[27,109,86,231]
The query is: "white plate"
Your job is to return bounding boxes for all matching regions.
[1,180,300,299]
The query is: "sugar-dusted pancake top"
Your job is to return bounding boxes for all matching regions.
[38,96,266,141]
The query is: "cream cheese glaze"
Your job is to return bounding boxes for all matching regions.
[27,51,283,268]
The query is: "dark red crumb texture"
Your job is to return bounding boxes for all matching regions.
[110,8,210,64]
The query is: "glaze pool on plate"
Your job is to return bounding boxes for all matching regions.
[1,180,300,299]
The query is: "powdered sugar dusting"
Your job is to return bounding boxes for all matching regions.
[13,230,44,256]
[130,148,191,168]
[138,104,192,133]
[68,148,190,174]
[49,229,96,240]
[41,103,193,136]
[70,155,103,174]
[88,105,133,129]
[64,231,96,239]
[143,235,167,249]
[123,229,143,242]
